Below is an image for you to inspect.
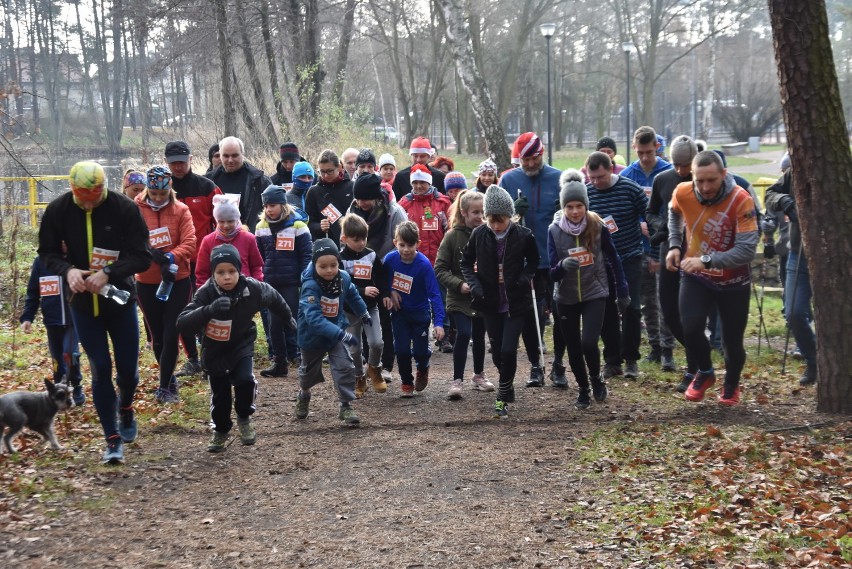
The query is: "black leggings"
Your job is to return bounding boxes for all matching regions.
[451,312,485,380]
[658,264,696,373]
[483,312,537,401]
[679,277,749,388]
[136,278,191,389]
[557,298,606,389]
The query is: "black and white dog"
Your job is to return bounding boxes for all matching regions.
[0,379,72,453]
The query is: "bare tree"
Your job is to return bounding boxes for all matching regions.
[213,0,237,135]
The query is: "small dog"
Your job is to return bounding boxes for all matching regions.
[0,379,72,454]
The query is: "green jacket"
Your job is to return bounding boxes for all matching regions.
[435,224,477,318]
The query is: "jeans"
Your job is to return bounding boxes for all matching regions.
[208,356,257,433]
[391,310,433,386]
[785,251,816,367]
[45,325,82,386]
[345,306,383,375]
[557,298,606,388]
[483,312,531,402]
[71,300,140,441]
[137,278,191,389]
[450,312,486,380]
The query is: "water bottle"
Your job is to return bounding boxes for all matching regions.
[99,284,130,305]
[156,264,178,301]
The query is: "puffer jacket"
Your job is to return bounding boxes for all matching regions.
[297,264,367,351]
[134,191,197,285]
[435,224,478,318]
[254,207,312,288]
[397,187,452,265]
[460,222,539,318]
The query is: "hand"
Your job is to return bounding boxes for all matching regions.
[763,242,776,259]
[561,257,580,271]
[21,321,32,334]
[83,270,109,294]
[360,313,373,327]
[470,285,484,300]
[67,268,88,293]
[341,331,357,347]
[150,247,169,266]
[617,296,631,315]
[364,286,379,298]
[760,217,777,234]
[287,317,297,332]
[647,258,660,273]
[388,290,401,311]
[160,263,176,283]
[207,296,231,318]
[665,248,681,272]
[433,326,445,342]
[320,218,331,232]
[513,195,529,217]
[640,221,650,238]
[780,195,798,223]
[680,256,706,274]
[459,282,471,295]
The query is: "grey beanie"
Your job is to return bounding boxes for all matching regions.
[780,152,791,171]
[484,184,515,217]
[213,199,241,222]
[559,169,588,208]
[669,135,698,166]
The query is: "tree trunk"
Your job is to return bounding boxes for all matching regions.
[330,0,357,105]
[259,0,287,134]
[213,0,237,136]
[768,0,852,414]
[435,0,510,169]
[234,0,277,147]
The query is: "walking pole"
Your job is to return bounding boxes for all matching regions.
[752,256,772,354]
[781,239,805,375]
[529,278,546,373]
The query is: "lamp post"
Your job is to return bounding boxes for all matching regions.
[622,41,636,163]
[540,23,556,166]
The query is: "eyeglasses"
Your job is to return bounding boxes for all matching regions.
[319,168,337,175]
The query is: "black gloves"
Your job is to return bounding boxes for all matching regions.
[617,296,631,315]
[206,297,231,318]
[561,257,580,271]
[514,195,529,218]
[779,195,798,223]
[649,227,669,246]
[763,242,776,259]
[160,263,176,283]
[150,247,169,266]
[360,313,373,327]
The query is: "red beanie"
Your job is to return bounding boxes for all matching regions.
[515,132,544,158]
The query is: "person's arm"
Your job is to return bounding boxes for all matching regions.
[459,232,483,298]
[195,238,212,287]
[303,187,323,239]
[764,169,796,220]
[170,207,198,266]
[548,229,566,282]
[176,288,213,334]
[646,176,666,234]
[708,196,759,268]
[259,281,294,324]
[296,226,313,272]
[247,237,265,281]
[20,259,42,325]
[517,231,539,286]
[424,262,446,329]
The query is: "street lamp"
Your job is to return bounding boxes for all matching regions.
[622,41,636,163]
[540,23,557,166]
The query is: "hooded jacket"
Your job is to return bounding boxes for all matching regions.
[435,224,478,318]
[195,229,264,288]
[397,186,452,265]
[254,207,312,288]
[297,264,367,351]
[20,257,73,327]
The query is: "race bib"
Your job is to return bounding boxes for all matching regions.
[320,296,339,318]
[275,228,295,251]
[392,271,413,294]
[212,193,240,207]
[90,247,119,271]
[205,319,232,342]
[39,276,61,297]
[353,260,372,280]
[569,247,593,267]
[148,227,172,249]
[282,183,294,193]
[643,186,652,199]
[321,203,342,224]
[422,217,439,231]
[602,215,619,234]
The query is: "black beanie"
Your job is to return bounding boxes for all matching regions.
[353,173,384,201]
[280,142,300,162]
[312,238,341,265]
[210,243,242,273]
[596,136,617,154]
[208,144,219,166]
[356,148,377,166]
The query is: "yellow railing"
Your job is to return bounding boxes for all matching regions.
[0,175,70,227]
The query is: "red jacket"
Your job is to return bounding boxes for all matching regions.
[134,192,197,285]
[195,229,264,287]
[398,187,452,265]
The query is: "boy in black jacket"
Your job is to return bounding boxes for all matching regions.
[177,244,295,452]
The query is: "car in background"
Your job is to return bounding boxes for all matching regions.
[162,114,197,128]
[372,126,399,142]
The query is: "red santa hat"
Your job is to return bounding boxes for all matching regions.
[410,163,433,185]
[511,138,521,165]
[515,132,544,158]
[409,136,434,156]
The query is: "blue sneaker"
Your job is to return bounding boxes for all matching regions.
[118,406,137,443]
[72,384,86,406]
[102,436,124,465]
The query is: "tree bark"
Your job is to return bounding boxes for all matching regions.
[435,0,510,169]
[213,0,237,136]
[234,0,278,147]
[768,0,852,414]
[330,0,357,105]
[259,0,287,135]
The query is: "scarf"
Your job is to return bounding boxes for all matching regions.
[315,270,342,297]
[216,224,242,242]
[559,214,587,236]
[145,197,169,212]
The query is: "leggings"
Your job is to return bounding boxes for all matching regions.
[137,278,192,389]
[483,312,533,402]
[557,298,606,389]
[657,262,697,373]
[45,324,82,386]
[450,311,486,380]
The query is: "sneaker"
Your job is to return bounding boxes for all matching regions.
[685,370,716,402]
[72,384,86,406]
[260,358,289,378]
[289,357,302,369]
[154,386,179,404]
[354,375,368,399]
[207,431,229,452]
[603,363,623,380]
[503,387,516,403]
[471,372,495,392]
[102,436,124,464]
[175,358,202,377]
[400,384,415,398]
[525,365,544,387]
[414,368,429,392]
[295,391,310,419]
[550,363,568,388]
[799,365,817,386]
[661,350,677,372]
[339,405,360,426]
[575,389,591,410]
[447,379,463,400]
[367,364,387,394]
[676,372,694,394]
[117,406,137,443]
[718,385,741,406]
[591,374,608,403]
[237,418,256,445]
[644,347,661,363]
[624,360,640,379]
[439,338,454,354]
[381,369,393,384]
[493,400,509,419]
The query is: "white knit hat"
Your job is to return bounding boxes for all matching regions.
[378,153,396,168]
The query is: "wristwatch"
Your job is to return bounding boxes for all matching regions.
[700,254,712,268]
[102,265,112,276]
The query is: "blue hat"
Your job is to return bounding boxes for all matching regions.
[292,161,315,180]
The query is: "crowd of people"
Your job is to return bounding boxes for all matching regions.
[22,128,813,465]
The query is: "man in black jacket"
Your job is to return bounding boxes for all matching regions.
[206,136,271,232]
[391,136,446,199]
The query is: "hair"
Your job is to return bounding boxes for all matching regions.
[448,189,483,229]
[219,136,244,154]
[431,156,455,172]
[317,149,340,167]
[258,200,293,222]
[585,151,614,172]
[692,150,725,172]
[394,220,420,245]
[340,213,369,240]
[632,126,657,146]
[486,214,509,223]
[578,211,604,254]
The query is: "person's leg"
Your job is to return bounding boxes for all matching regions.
[679,278,714,373]
[136,282,165,371]
[345,312,366,377]
[62,324,84,388]
[328,340,357,404]
[620,255,643,369]
[471,316,486,376]
[600,292,622,375]
[364,305,384,368]
[410,312,433,391]
[716,286,750,394]
[498,314,527,403]
[580,298,607,381]
[231,356,258,421]
[557,303,587,387]
[391,313,414,388]
[107,302,141,413]
[208,372,234,434]
[378,303,395,373]
[640,258,661,361]
[259,307,274,358]
[179,260,199,363]
[451,311,472,380]
[282,285,301,363]
[159,278,191,386]
[482,312,506,389]
[45,326,67,383]
[785,251,817,382]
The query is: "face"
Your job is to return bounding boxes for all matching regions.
[318,162,340,184]
[436,164,450,174]
[76,194,105,211]
[168,159,190,179]
[264,203,283,218]
[564,201,586,223]
[220,142,244,173]
[123,183,144,200]
[411,152,431,166]
[297,175,314,184]
[521,155,543,176]
[217,219,237,234]
[280,159,296,172]
[587,165,613,190]
[357,163,376,176]
[341,234,367,253]
[447,188,461,202]
[211,151,222,168]
[487,216,510,233]
[411,180,430,194]
[598,147,615,160]
[674,163,692,178]
[355,198,378,212]
[462,200,484,228]
[394,238,419,262]
[342,153,358,174]
[214,262,239,291]
[380,164,396,181]
[479,171,496,186]
[314,255,340,281]
[635,141,659,170]
[693,164,726,201]
[146,188,171,206]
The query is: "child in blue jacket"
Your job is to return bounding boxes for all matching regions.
[19,256,85,405]
[295,238,370,426]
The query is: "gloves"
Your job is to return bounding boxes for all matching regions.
[287,317,297,332]
[763,242,776,259]
[780,195,798,223]
[561,257,580,271]
[341,331,357,347]
[760,216,777,234]
[513,195,529,217]
[617,296,631,315]
[360,313,373,328]
[470,285,484,300]
[160,263,176,283]
[150,247,169,266]
[206,296,231,318]
[650,227,669,246]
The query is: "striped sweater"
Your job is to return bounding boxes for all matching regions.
[586,175,649,260]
